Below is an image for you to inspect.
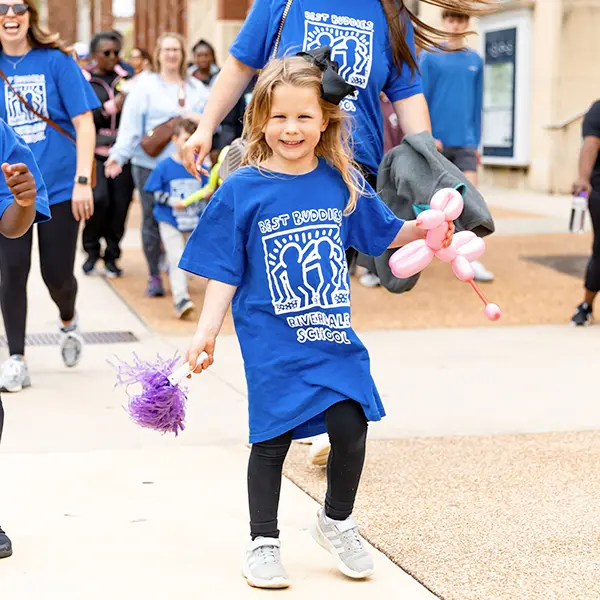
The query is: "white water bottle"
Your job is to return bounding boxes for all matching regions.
[569,192,588,234]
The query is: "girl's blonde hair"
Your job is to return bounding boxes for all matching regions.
[243,57,366,215]
[153,32,188,80]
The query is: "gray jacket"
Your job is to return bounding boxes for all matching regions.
[361,132,495,293]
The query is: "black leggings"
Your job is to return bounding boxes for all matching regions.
[248,400,368,539]
[82,158,134,263]
[0,201,79,356]
[585,190,600,292]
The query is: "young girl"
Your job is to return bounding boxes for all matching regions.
[180,52,453,589]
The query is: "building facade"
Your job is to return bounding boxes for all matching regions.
[37,0,599,194]
[186,0,598,194]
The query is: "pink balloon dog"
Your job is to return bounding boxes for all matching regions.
[389,188,502,321]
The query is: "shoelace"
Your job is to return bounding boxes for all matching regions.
[256,545,279,564]
[339,527,364,552]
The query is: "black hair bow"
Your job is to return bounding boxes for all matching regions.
[296,46,356,105]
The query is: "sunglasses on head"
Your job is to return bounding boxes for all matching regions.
[0,3,29,16]
[102,49,120,57]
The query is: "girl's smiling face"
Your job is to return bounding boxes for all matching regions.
[262,84,328,173]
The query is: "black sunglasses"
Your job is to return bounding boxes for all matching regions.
[0,3,29,16]
[102,49,120,57]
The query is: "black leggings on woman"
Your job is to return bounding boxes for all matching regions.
[0,201,79,356]
[585,190,600,292]
[248,400,368,540]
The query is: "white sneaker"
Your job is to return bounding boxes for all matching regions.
[242,537,289,589]
[472,261,495,282]
[311,509,374,579]
[0,355,31,393]
[358,272,381,288]
[309,433,331,466]
[59,314,83,368]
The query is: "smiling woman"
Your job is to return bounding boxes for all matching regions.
[0,0,101,393]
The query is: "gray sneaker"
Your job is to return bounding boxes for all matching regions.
[60,314,83,368]
[242,537,289,589]
[175,298,194,319]
[0,355,31,393]
[311,509,374,579]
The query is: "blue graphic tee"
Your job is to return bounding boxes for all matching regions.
[179,159,404,443]
[144,157,207,232]
[229,0,422,175]
[0,49,101,205]
[0,120,50,224]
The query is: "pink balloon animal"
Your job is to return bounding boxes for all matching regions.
[389,188,502,321]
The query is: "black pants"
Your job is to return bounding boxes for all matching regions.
[585,190,600,292]
[0,201,79,356]
[248,400,367,539]
[82,158,134,263]
[131,165,161,277]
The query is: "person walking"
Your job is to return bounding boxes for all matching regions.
[420,8,494,282]
[570,100,600,326]
[82,32,135,278]
[105,32,209,298]
[129,47,152,75]
[0,117,52,559]
[190,39,248,165]
[0,0,99,392]
[143,117,209,318]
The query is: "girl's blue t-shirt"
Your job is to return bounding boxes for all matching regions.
[179,160,404,443]
[230,0,422,174]
[144,157,207,232]
[0,119,50,224]
[0,49,101,205]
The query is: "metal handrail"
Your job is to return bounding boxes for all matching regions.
[544,110,587,131]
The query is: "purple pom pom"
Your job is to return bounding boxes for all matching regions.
[110,353,188,436]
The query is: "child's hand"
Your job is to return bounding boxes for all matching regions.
[443,220,455,248]
[175,201,186,210]
[186,331,216,375]
[2,163,36,207]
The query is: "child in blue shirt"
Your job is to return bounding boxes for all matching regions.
[144,118,208,319]
[180,50,453,588]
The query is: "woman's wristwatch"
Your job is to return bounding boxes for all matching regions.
[75,175,89,185]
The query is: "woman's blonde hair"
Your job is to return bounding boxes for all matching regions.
[243,57,366,215]
[2,0,71,55]
[153,32,188,80]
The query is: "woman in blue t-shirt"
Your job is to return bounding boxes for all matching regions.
[180,52,453,588]
[182,0,492,180]
[0,0,100,393]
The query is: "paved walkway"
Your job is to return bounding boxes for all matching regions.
[1,186,597,599]
[0,246,436,599]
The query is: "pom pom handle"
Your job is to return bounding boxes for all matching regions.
[168,352,209,386]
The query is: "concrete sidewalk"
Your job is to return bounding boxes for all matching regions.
[0,247,436,599]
